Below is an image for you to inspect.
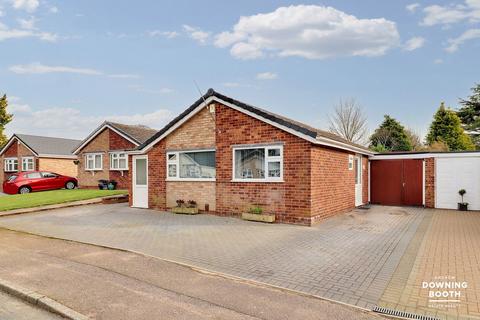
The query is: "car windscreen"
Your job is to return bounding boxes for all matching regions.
[7,175,17,182]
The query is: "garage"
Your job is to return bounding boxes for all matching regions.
[435,155,480,210]
[370,159,423,206]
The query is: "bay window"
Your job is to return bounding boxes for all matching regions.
[22,157,35,171]
[233,145,283,182]
[167,150,215,180]
[85,153,103,171]
[4,158,18,172]
[110,152,128,170]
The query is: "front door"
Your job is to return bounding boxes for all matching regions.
[132,155,148,208]
[354,155,363,206]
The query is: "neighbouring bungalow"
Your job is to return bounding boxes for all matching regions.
[72,121,157,189]
[127,89,373,226]
[0,134,80,190]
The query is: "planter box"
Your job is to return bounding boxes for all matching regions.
[171,206,199,215]
[242,212,275,223]
[458,203,469,211]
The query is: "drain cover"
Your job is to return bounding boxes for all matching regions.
[372,306,439,320]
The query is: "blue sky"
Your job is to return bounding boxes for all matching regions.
[0,0,479,141]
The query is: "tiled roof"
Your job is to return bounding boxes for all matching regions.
[106,122,157,144]
[14,134,81,156]
[140,88,371,153]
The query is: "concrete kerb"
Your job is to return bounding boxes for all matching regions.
[0,194,128,217]
[0,277,89,320]
[0,226,382,319]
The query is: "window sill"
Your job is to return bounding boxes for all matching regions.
[231,179,284,183]
[166,178,216,182]
[85,169,103,172]
[110,168,129,171]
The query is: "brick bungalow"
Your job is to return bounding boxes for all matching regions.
[0,134,80,190]
[73,121,157,189]
[128,89,373,226]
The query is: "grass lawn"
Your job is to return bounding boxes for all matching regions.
[0,189,128,212]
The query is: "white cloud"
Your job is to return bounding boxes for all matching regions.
[421,0,480,26]
[404,36,425,51]
[256,72,278,80]
[183,24,210,44]
[6,106,173,139]
[213,5,400,60]
[9,63,103,75]
[49,6,58,13]
[108,74,141,79]
[0,23,57,42]
[9,63,144,80]
[445,28,480,52]
[406,3,420,13]
[17,16,36,30]
[434,58,444,64]
[9,102,32,113]
[148,30,179,39]
[11,0,39,13]
[0,6,4,17]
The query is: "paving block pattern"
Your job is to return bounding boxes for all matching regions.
[0,204,426,310]
[379,210,480,320]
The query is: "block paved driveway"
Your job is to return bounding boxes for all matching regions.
[0,204,426,311]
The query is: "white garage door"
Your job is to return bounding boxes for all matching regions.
[436,157,480,210]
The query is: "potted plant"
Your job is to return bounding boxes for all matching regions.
[241,205,275,223]
[171,199,199,215]
[458,189,468,211]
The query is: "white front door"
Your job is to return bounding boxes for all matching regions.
[132,155,148,208]
[355,155,363,206]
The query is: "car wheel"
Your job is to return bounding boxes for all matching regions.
[65,181,76,190]
[19,186,31,194]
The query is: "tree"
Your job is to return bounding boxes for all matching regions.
[328,98,367,144]
[405,128,423,151]
[0,94,12,147]
[457,83,480,147]
[369,115,412,151]
[426,102,475,151]
[427,140,449,151]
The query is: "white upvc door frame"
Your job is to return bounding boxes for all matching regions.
[132,155,148,208]
[355,155,363,206]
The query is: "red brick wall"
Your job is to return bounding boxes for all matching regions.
[1,139,36,187]
[109,130,136,189]
[425,157,435,208]
[78,128,135,189]
[141,101,370,226]
[1,141,18,187]
[311,146,356,224]
[146,140,167,210]
[215,103,313,225]
[4,141,17,157]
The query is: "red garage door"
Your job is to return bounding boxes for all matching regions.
[371,159,423,206]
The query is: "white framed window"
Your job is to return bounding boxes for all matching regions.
[4,158,18,172]
[348,155,354,170]
[85,153,103,171]
[110,152,128,170]
[22,157,35,171]
[233,144,283,182]
[166,150,215,181]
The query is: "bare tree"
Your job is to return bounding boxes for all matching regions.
[405,128,424,151]
[328,98,368,144]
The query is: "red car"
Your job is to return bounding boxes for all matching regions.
[2,171,78,195]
